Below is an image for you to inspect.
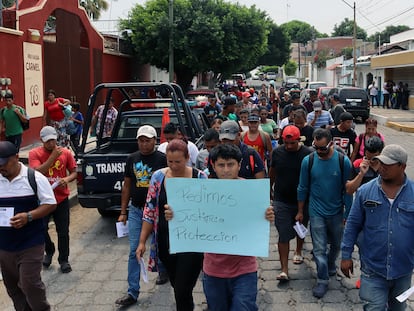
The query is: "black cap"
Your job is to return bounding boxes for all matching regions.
[340,112,354,122]
[291,93,300,100]
[223,96,237,107]
[0,141,18,165]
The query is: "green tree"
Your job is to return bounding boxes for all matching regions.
[367,25,410,47]
[284,60,297,76]
[121,0,272,88]
[332,18,367,40]
[2,0,15,8]
[280,20,326,44]
[258,24,291,66]
[80,0,108,20]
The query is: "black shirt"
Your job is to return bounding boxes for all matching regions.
[330,127,357,157]
[271,144,312,204]
[125,150,167,208]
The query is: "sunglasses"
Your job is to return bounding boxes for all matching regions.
[312,142,331,151]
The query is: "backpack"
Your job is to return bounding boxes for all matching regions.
[1,107,29,130]
[27,167,38,200]
[307,150,352,215]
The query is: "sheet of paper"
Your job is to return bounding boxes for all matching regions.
[0,207,14,227]
[51,179,60,190]
[293,221,308,239]
[397,285,414,302]
[139,257,148,283]
[116,221,129,238]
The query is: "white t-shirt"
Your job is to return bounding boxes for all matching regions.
[0,163,56,205]
[158,141,199,167]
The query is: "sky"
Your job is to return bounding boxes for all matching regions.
[95,0,414,37]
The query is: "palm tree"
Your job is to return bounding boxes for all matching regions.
[79,0,108,20]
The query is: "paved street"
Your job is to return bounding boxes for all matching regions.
[1,123,414,310]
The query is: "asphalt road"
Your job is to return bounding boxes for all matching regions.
[1,123,414,310]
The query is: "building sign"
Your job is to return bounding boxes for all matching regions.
[23,42,44,118]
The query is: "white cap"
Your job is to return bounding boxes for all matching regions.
[40,126,58,142]
[136,125,157,139]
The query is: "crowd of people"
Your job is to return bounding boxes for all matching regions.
[1,81,414,311]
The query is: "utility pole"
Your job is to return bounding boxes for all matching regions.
[352,2,357,87]
[168,0,174,83]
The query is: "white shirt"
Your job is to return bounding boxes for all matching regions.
[158,141,199,167]
[0,163,56,205]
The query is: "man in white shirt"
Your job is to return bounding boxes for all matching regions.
[158,122,199,167]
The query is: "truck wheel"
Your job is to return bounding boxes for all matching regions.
[98,208,114,217]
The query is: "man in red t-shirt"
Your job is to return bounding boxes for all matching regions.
[29,126,77,273]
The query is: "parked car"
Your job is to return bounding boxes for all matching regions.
[283,77,301,90]
[186,89,220,108]
[318,86,338,109]
[266,72,277,80]
[337,87,370,122]
[304,81,327,90]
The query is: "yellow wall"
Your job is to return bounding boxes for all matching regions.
[371,50,414,68]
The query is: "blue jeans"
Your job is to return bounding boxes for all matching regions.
[127,206,143,300]
[360,271,411,311]
[310,213,343,284]
[203,271,258,311]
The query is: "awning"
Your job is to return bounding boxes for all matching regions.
[327,63,341,70]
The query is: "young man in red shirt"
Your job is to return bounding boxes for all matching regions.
[29,126,77,273]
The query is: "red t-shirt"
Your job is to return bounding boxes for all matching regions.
[243,133,265,161]
[45,98,65,121]
[203,253,257,278]
[29,147,77,203]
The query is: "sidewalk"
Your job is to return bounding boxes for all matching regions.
[370,106,414,132]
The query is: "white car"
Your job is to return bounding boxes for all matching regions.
[266,72,277,80]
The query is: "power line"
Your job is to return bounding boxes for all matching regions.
[363,5,414,31]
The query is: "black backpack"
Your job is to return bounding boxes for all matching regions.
[1,107,29,131]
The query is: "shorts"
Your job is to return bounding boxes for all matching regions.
[273,201,309,243]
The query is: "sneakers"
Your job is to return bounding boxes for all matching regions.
[155,271,169,285]
[115,294,137,306]
[43,253,54,268]
[312,283,328,298]
[60,262,72,273]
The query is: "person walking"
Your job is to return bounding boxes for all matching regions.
[137,139,207,311]
[28,126,77,273]
[90,97,118,139]
[0,141,56,311]
[0,93,29,151]
[115,125,167,307]
[297,128,352,298]
[43,89,71,147]
[368,81,379,108]
[341,144,414,311]
[269,125,312,282]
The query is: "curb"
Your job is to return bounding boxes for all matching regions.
[386,121,414,133]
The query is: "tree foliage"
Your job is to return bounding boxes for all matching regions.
[258,24,291,67]
[367,25,411,47]
[280,20,326,44]
[2,0,15,8]
[121,0,277,88]
[332,18,367,40]
[79,0,108,20]
[284,60,297,76]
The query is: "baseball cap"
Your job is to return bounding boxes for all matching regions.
[284,91,290,97]
[223,96,236,107]
[247,114,260,122]
[219,121,240,141]
[40,126,58,142]
[332,93,340,101]
[242,91,251,98]
[282,125,300,140]
[136,125,157,139]
[339,112,354,122]
[313,101,323,111]
[0,141,18,165]
[291,93,300,100]
[373,144,407,165]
